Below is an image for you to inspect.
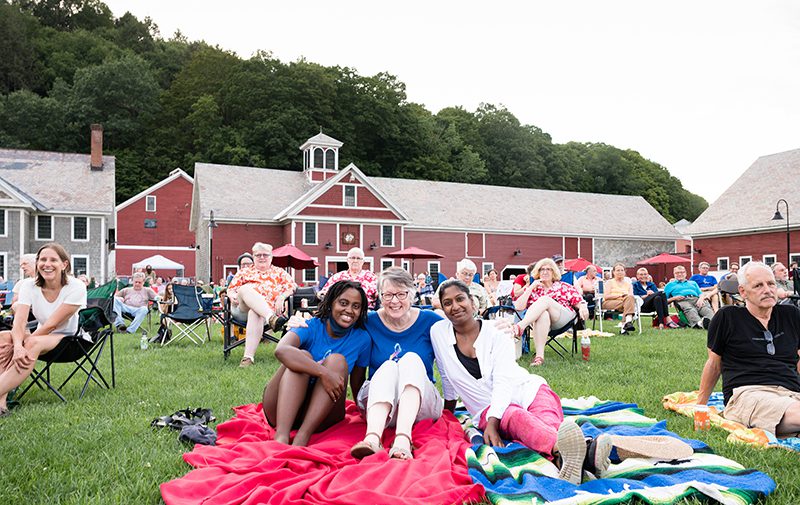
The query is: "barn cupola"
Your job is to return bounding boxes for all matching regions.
[300,131,343,183]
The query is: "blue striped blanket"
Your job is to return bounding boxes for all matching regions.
[457,396,775,505]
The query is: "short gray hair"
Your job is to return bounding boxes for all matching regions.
[20,253,36,266]
[252,242,272,254]
[347,247,365,258]
[456,258,477,273]
[738,261,772,287]
[698,261,710,268]
[132,272,146,281]
[378,266,415,293]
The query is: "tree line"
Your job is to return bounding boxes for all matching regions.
[0,0,707,222]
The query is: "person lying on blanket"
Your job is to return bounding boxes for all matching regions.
[431,279,612,485]
[263,280,371,446]
[697,261,800,438]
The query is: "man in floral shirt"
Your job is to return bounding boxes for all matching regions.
[318,247,378,308]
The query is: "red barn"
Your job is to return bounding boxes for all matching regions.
[115,169,197,278]
[688,148,800,274]
[189,133,682,285]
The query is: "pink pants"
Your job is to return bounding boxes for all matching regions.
[478,383,563,457]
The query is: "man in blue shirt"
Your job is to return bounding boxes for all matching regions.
[690,262,720,313]
[665,265,714,329]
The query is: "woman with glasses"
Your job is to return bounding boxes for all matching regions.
[318,247,378,308]
[227,242,297,368]
[288,266,443,460]
[512,257,589,366]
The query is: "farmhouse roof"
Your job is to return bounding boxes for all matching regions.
[0,149,115,214]
[688,148,800,237]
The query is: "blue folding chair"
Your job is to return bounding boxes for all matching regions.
[161,284,211,346]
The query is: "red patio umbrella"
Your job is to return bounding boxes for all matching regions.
[636,253,691,265]
[385,246,444,273]
[564,257,601,272]
[636,253,691,285]
[271,244,318,270]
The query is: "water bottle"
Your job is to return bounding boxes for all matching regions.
[140,334,149,350]
[581,333,590,362]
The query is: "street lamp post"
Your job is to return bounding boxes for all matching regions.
[772,199,790,266]
[208,210,218,283]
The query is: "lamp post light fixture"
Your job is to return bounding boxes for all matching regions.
[208,210,218,283]
[772,199,790,267]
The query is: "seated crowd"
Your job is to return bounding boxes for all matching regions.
[3,242,798,483]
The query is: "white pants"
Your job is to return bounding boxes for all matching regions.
[356,352,443,428]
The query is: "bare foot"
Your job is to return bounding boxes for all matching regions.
[274,433,291,445]
[292,431,311,446]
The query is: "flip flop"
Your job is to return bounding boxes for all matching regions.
[350,432,383,459]
[0,408,11,419]
[530,356,544,367]
[388,433,414,460]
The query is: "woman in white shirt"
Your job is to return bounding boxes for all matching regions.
[431,279,610,485]
[0,243,87,417]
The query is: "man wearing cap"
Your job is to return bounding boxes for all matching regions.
[697,261,800,437]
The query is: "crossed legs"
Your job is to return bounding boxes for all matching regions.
[517,297,565,362]
[236,285,276,362]
[0,331,63,411]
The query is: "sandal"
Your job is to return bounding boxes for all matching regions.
[350,432,383,459]
[389,433,414,460]
[0,408,11,419]
[530,356,544,367]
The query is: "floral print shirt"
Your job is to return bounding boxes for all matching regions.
[524,281,582,311]
[228,265,297,312]
[321,269,379,308]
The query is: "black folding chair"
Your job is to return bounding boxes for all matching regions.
[545,309,580,359]
[222,296,289,359]
[17,305,115,402]
[162,284,212,346]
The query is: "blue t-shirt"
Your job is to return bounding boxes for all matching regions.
[664,279,702,298]
[690,274,718,289]
[292,318,371,374]
[632,281,658,297]
[365,310,442,382]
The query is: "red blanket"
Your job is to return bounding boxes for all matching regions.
[160,401,485,505]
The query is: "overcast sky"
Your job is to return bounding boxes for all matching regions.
[104,0,800,205]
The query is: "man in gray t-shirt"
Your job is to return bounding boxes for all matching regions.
[114,272,157,333]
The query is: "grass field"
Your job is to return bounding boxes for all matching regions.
[0,317,797,504]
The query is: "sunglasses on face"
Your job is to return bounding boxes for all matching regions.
[763,330,775,355]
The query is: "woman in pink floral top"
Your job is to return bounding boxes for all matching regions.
[512,257,589,366]
[318,247,378,308]
[228,242,297,368]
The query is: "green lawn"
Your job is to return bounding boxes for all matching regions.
[0,318,797,504]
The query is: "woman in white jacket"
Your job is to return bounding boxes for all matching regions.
[431,279,610,484]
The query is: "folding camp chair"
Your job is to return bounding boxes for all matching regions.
[16,305,115,403]
[717,277,744,307]
[593,281,643,334]
[545,309,580,359]
[222,295,288,359]
[162,284,212,346]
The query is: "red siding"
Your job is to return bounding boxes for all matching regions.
[209,223,285,282]
[300,207,399,219]
[312,186,343,206]
[466,233,484,257]
[564,237,578,259]
[357,187,386,208]
[579,237,594,262]
[116,175,196,275]
[694,230,800,270]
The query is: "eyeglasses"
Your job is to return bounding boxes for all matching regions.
[348,257,364,261]
[763,330,775,355]
[253,253,272,259]
[381,291,409,302]
[539,267,553,272]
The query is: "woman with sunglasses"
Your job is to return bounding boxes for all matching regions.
[227,242,297,368]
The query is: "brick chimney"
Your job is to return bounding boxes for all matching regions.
[90,124,103,170]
